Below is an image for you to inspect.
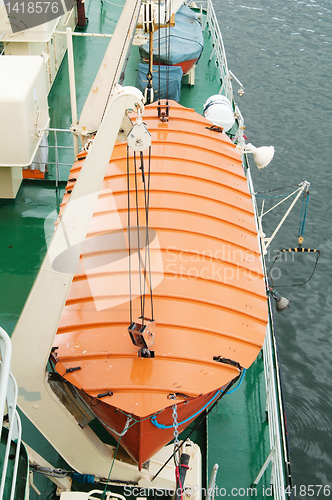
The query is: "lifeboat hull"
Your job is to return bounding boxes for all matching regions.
[52,101,267,471]
[139,5,204,75]
[77,387,220,469]
[175,59,197,75]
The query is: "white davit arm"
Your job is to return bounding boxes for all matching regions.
[10,86,146,478]
[76,0,185,144]
[76,0,142,144]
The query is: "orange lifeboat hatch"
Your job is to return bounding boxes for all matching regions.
[51,101,268,470]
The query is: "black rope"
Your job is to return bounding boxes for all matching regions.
[127,145,133,324]
[140,147,154,322]
[267,249,320,288]
[165,0,170,101]
[167,0,171,103]
[152,371,242,481]
[145,1,154,104]
[158,0,161,105]
[139,150,145,184]
[164,0,167,98]
[254,183,301,195]
[140,151,147,321]
[166,0,172,108]
[134,151,143,319]
[147,146,154,320]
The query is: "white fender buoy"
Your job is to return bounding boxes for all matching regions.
[203,95,235,132]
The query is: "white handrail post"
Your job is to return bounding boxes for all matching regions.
[54,129,59,187]
[206,464,219,500]
[0,328,22,500]
[253,448,276,486]
[9,410,22,500]
[0,372,19,500]
[0,327,12,442]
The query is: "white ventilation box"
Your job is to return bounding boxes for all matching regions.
[0,55,49,167]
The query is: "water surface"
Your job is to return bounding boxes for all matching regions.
[214,0,332,489]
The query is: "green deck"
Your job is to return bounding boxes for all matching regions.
[207,355,271,498]
[0,1,273,497]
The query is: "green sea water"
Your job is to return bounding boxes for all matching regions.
[214,0,332,489]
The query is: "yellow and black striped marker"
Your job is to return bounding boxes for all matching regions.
[281,248,319,253]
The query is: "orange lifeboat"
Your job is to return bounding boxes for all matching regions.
[51,101,268,470]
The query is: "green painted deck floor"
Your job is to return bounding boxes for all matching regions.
[207,355,271,498]
[0,1,273,497]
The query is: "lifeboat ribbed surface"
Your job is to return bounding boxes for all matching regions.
[52,101,268,468]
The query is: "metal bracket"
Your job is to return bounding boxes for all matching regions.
[127,108,151,151]
[117,114,133,141]
[158,100,170,122]
[128,317,155,357]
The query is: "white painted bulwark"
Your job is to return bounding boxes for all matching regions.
[0,55,49,167]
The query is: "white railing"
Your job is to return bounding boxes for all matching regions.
[253,314,291,500]
[199,0,244,104]
[195,5,292,494]
[0,327,23,500]
[31,128,75,187]
[196,0,246,149]
[247,168,292,498]
[203,0,233,101]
